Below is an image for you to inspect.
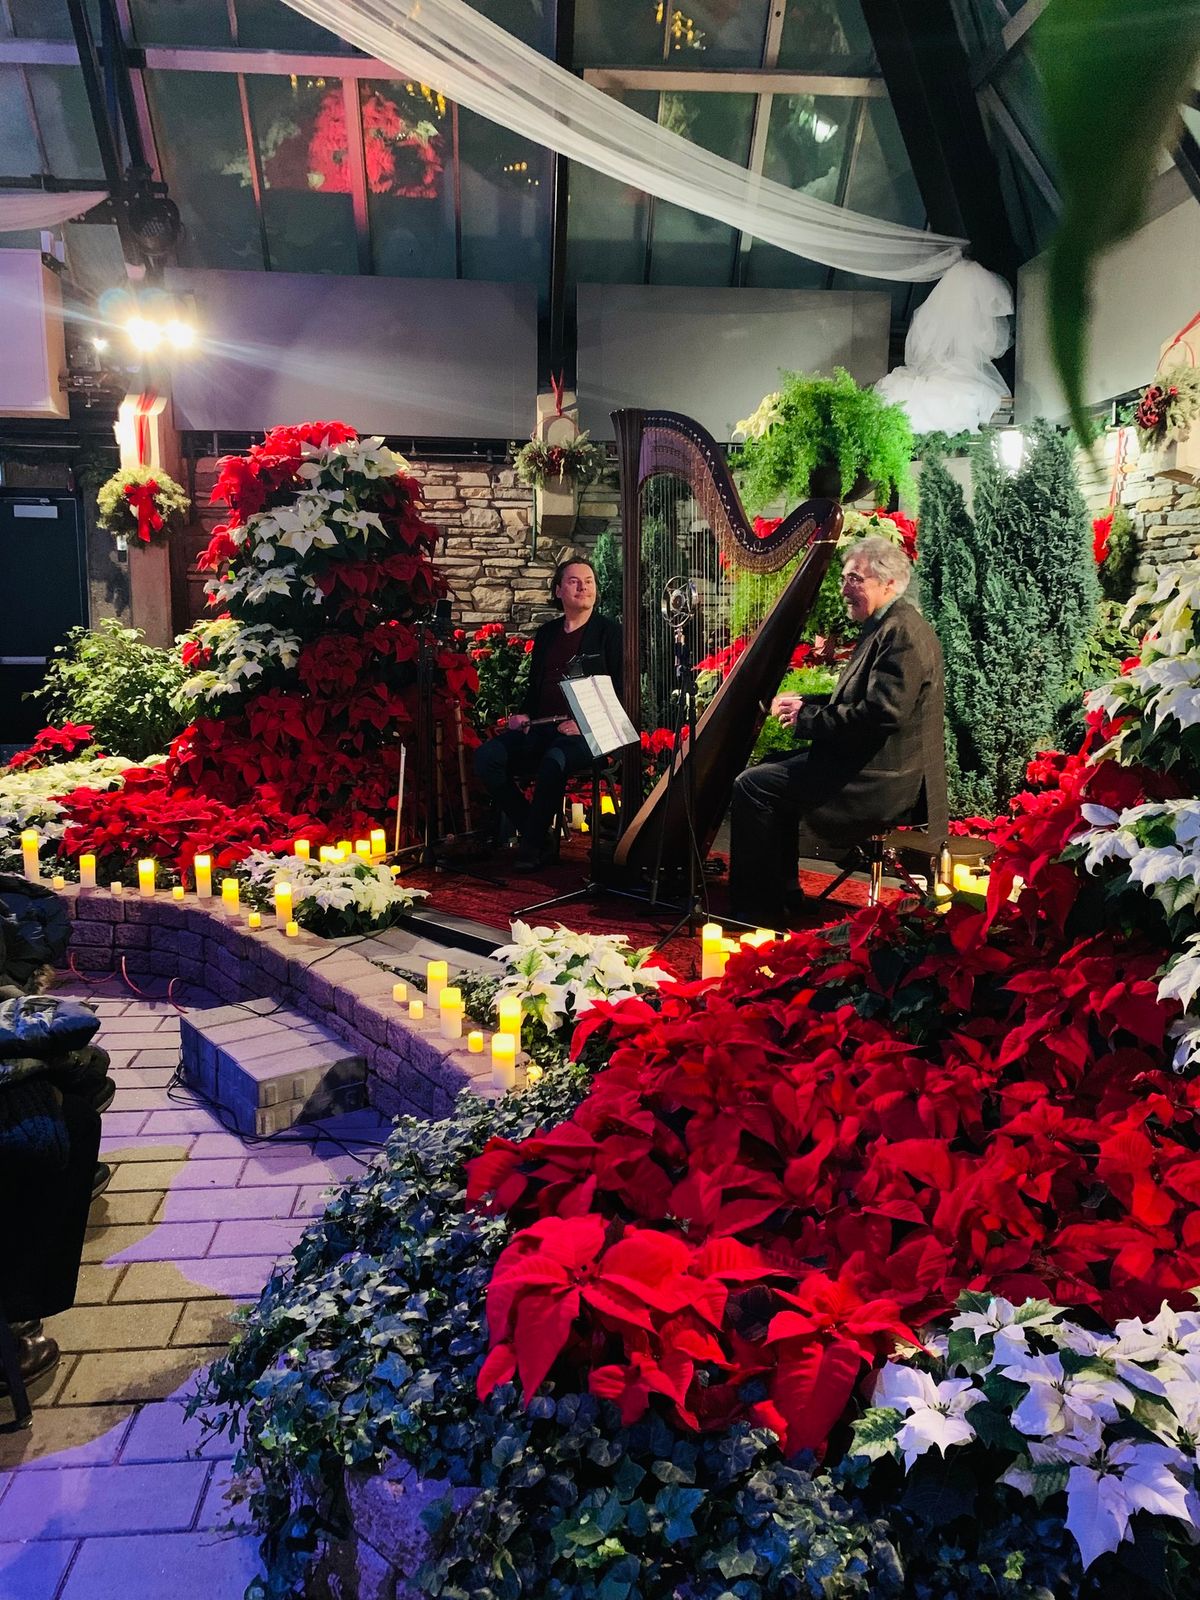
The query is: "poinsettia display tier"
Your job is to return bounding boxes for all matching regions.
[61,888,494,1120]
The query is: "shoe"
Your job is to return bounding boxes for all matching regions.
[91,1162,112,1201]
[9,1320,41,1338]
[514,834,559,872]
[92,1076,116,1115]
[0,1331,60,1395]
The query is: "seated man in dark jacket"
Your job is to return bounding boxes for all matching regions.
[729,535,944,927]
[474,556,622,870]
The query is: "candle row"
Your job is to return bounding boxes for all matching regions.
[699,921,779,979]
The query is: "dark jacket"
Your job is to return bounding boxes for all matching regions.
[522,610,623,719]
[792,597,945,831]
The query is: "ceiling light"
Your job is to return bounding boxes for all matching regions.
[125,316,161,354]
[996,427,1025,473]
[91,336,108,353]
[165,319,196,351]
[812,116,838,145]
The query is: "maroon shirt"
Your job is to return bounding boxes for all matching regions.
[534,622,587,719]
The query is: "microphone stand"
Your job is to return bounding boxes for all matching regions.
[650,599,706,946]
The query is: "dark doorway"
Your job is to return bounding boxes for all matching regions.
[0,494,88,750]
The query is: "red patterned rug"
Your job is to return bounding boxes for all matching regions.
[402,838,895,979]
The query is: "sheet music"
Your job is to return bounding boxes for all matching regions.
[561,675,639,760]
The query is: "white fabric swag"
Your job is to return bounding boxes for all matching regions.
[283,0,965,283]
[0,190,105,234]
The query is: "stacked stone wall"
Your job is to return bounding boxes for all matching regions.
[411,459,620,632]
[1077,443,1200,582]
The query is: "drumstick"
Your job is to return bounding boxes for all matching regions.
[394,744,406,853]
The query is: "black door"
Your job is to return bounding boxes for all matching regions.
[0,494,87,749]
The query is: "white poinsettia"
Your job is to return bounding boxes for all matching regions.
[492,919,673,1036]
[870,1364,982,1470]
[1064,1438,1196,1570]
[0,756,149,868]
[261,492,343,559]
[238,850,426,930]
[998,1349,1134,1440]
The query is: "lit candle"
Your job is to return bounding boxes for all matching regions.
[110,880,124,896]
[248,911,262,930]
[51,874,66,890]
[467,1030,485,1054]
[172,885,185,901]
[408,999,424,1021]
[439,986,464,1040]
[570,802,585,831]
[221,877,239,914]
[334,846,349,863]
[355,839,372,861]
[194,854,212,898]
[370,828,387,859]
[293,838,311,861]
[138,859,156,898]
[526,1062,544,1087]
[20,829,39,881]
[701,921,725,980]
[426,959,448,1005]
[600,794,616,816]
[740,930,774,950]
[285,920,300,939]
[491,1032,516,1090]
[392,980,408,1004]
[337,839,352,854]
[496,994,522,1046]
[319,845,338,864]
[274,881,293,928]
[79,853,96,889]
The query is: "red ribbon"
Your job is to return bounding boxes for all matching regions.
[123,479,164,543]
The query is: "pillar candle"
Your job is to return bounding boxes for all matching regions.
[392,981,408,1004]
[51,874,66,890]
[79,853,96,889]
[138,859,156,898]
[248,911,262,930]
[221,877,239,914]
[570,802,585,831]
[319,845,338,864]
[293,838,311,861]
[408,999,424,1021]
[370,828,387,859]
[526,1062,544,1087]
[337,839,352,854]
[285,920,300,939]
[172,885,186,901]
[20,829,39,881]
[600,794,616,816]
[491,1032,516,1090]
[439,986,464,1040]
[467,1030,484,1054]
[194,854,213,898]
[426,959,448,1005]
[110,880,124,896]
[274,880,293,928]
[355,839,372,861]
[496,994,522,1046]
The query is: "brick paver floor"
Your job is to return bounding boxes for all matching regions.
[0,981,390,1600]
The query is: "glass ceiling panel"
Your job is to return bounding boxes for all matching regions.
[843,98,923,227]
[991,48,1053,181]
[131,0,235,47]
[566,88,655,283]
[649,91,754,285]
[244,74,358,274]
[574,0,771,69]
[763,93,852,204]
[26,66,103,179]
[776,0,875,72]
[234,0,362,52]
[948,0,1008,62]
[360,78,456,278]
[459,108,552,291]
[466,0,553,54]
[0,66,43,177]
[6,0,73,38]
[144,69,264,271]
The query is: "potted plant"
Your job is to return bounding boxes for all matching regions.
[733,367,914,509]
[1133,364,1200,484]
[510,432,606,489]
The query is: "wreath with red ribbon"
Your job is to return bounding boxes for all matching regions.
[96,465,190,544]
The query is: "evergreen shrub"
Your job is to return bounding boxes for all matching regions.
[30,618,188,762]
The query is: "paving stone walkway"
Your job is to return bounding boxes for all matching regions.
[0,981,390,1600]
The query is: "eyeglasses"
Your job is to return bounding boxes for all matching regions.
[841,572,869,588]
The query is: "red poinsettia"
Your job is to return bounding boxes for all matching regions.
[1092,512,1115,566]
[8,723,98,770]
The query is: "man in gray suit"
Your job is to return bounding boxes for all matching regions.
[729,535,944,927]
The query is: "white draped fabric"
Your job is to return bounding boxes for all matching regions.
[0,190,105,233]
[875,262,1013,433]
[283,0,965,283]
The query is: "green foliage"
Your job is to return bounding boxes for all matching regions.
[30,619,188,762]
[1037,0,1200,434]
[913,428,980,459]
[95,464,190,537]
[919,427,1098,817]
[1055,598,1139,751]
[1099,506,1138,605]
[736,369,914,511]
[750,665,838,763]
[592,524,623,623]
[730,552,847,644]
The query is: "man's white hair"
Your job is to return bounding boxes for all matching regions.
[841,534,912,596]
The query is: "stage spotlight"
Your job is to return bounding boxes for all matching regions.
[996,427,1026,473]
[812,116,838,144]
[125,315,161,354]
[165,318,196,351]
[91,336,108,353]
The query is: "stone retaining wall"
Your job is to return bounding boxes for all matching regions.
[1078,445,1200,583]
[414,459,620,630]
[62,888,496,1121]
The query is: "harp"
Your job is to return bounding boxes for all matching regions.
[611,408,843,878]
